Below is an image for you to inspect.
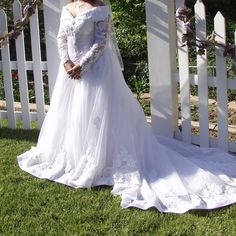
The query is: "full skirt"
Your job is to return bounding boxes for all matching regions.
[17,48,236,214]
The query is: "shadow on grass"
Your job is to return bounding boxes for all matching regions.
[0,128,39,143]
[189,204,234,217]
[92,185,113,191]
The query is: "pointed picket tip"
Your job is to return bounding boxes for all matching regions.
[0,9,7,17]
[13,0,21,7]
[0,9,7,33]
[0,8,6,15]
[194,0,206,17]
[194,0,206,40]
[13,0,21,10]
[194,0,205,8]
[13,0,22,22]
[214,11,225,21]
[214,11,226,45]
[214,11,226,31]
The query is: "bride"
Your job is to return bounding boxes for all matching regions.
[17,0,236,213]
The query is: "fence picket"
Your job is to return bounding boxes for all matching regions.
[214,12,228,151]
[235,31,236,57]
[0,10,16,128]
[29,6,45,128]
[13,0,31,129]
[177,14,192,143]
[195,0,209,147]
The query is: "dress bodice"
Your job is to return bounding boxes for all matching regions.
[57,5,110,75]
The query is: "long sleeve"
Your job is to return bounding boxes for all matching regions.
[79,15,110,75]
[57,10,70,64]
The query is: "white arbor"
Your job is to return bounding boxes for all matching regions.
[43,0,70,97]
[145,0,179,138]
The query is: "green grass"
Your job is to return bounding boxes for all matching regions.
[1,128,236,235]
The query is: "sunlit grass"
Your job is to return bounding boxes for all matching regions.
[1,128,236,235]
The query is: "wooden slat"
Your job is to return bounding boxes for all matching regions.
[0,9,16,128]
[191,135,236,154]
[235,31,236,65]
[214,12,228,151]
[0,110,38,121]
[43,0,62,99]
[174,73,236,89]
[195,0,209,147]
[13,0,31,129]
[0,61,48,70]
[176,10,191,143]
[29,6,45,128]
[169,0,179,134]
[173,133,236,154]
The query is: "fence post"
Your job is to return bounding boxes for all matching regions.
[13,0,31,129]
[145,0,178,137]
[0,10,16,128]
[214,12,228,151]
[43,0,69,98]
[195,0,209,147]
[176,0,192,143]
[29,5,46,128]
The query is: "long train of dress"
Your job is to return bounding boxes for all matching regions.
[17,5,236,213]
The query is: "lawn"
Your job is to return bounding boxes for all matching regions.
[1,127,236,235]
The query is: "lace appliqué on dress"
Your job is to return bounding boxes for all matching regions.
[57,16,70,64]
[111,147,141,185]
[79,16,110,75]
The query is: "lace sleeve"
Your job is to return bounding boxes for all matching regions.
[79,15,110,75]
[57,10,70,64]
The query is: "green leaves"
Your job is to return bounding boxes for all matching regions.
[111,0,148,92]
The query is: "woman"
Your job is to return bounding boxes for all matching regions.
[17,0,236,213]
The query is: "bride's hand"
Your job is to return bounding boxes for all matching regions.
[64,60,75,73]
[67,63,82,80]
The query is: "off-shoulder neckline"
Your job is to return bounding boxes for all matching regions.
[63,5,108,19]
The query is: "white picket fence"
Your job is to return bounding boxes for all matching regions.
[0,0,65,129]
[0,1,43,129]
[146,0,236,152]
[177,1,236,152]
[1,0,236,152]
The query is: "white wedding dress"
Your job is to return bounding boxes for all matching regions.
[17,5,236,213]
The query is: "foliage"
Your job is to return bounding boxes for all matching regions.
[110,0,147,84]
[176,6,236,73]
[127,61,149,97]
[0,72,5,100]
[1,127,236,235]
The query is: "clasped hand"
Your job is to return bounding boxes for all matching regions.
[64,61,82,80]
